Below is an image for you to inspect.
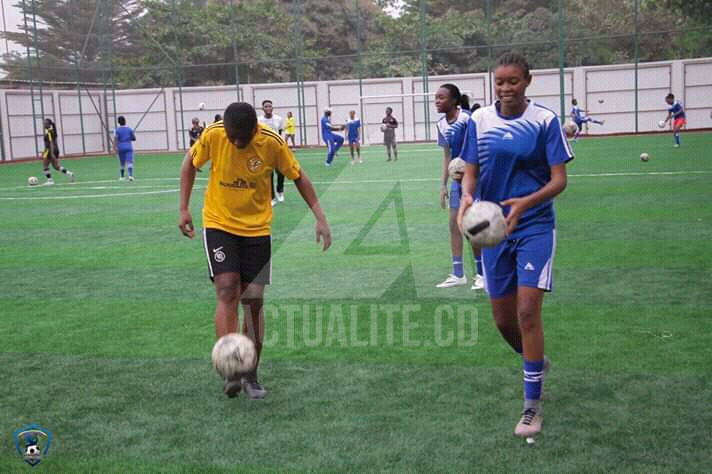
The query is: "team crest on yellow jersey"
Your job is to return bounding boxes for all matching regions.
[247,156,264,173]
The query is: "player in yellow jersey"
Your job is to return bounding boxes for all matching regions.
[284,111,297,148]
[178,102,332,399]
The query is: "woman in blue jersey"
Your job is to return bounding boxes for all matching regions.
[435,84,483,290]
[458,53,573,438]
[662,93,686,148]
[114,116,137,181]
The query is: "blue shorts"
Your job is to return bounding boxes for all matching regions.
[118,149,134,165]
[449,181,462,210]
[481,229,556,298]
[348,138,359,145]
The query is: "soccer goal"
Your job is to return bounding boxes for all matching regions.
[358,91,475,145]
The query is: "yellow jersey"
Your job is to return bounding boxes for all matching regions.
[191,122,301,237]
[285,116,297,135]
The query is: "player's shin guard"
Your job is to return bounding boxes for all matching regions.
[44,168,52,179]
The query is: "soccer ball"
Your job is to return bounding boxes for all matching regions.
[462,201,507,248]
[380,124,388,132]
[211,333,257,379]
[640,153,650,162]
[448,157,466,181]
[25,445,40,456]
[563,122,577,138]
[657,120,666,129]
[27,176,38,186]
[198,102,206,111]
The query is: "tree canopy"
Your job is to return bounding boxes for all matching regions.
[2,0,710,88]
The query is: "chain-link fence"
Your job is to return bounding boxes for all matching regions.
[1,0,711,160]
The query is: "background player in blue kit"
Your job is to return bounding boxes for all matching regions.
[458,53,574,438]
[345,110,362,164]
[663,93,686,147]
[435,83,483,290]
[321,108,344,167]
[570,98,604,140]
[114,116,137,181]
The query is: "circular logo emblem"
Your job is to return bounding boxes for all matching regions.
[214,250,226,263]
[247,156,263,173]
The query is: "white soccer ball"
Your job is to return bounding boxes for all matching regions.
[198,102,206,111]
[463,201,507,248]
[563,122,577,138]
[640,152,650,162]
[211,333,257,379]
[657,120,666,129]
[27,176,38,186]
[25,445,40,456]
[380,124,388,132]
[448,157,466,181]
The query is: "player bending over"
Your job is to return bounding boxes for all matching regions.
[179,103,331,399]
[458,53,573,438]
[663,93,686,148]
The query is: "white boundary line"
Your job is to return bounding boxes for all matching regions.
[1,170,710,201]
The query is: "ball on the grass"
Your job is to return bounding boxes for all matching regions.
[448,157,466,181]
[640,152,650,162]
[462,201,507,248]
[27,176,38,186]
[657,120,666,129]
[198,102,206,111]
[211,333,257,379]
[526,437,536,445]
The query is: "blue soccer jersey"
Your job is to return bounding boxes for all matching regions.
[345,118,361,142]
[115,126,135,152]
[571,105,584,123]
[437,108,469,158]
[668,100,685,119]
[321,116,335,142]
[462,101,574,236]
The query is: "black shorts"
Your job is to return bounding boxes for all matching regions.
[203,228,271,285]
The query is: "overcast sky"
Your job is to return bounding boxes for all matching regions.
[2,0,23,55]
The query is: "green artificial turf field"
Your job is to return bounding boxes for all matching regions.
[1,132,712,472]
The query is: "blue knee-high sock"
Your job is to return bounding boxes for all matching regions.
[128,165,133,177]
[475,255,483,277]
[674,132,680,145]
[120,168,125,178]
[523,359,544,402]
[452,256,464,278]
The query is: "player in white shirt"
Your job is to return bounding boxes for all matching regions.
[258,99,286,205]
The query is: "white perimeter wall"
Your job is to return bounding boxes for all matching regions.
[1,57,710,161]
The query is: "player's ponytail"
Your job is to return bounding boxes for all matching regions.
[441,83,469,110]
[460,94,471,111]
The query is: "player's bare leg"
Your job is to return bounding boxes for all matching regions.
[490,293,522,353]
[214,272,242,397]
[50,157,75,182]
[42,155,54,185]
[240,281,267,399]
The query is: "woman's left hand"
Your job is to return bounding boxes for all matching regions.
[499,197,529,235]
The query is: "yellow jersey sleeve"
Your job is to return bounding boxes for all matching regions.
[274,140,301,180]
[191,124,217,169]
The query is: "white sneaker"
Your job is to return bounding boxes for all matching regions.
[673,144,680,148]
[45,179,55,186]
[358,158,363,164]
[271,199,277,207]
[68,171,75,183]
[276,192,284,202]
[471,274,485,290]
[436,274,468,288]
[119,177,125,181]
[350,160,355,165]
[128,176,134,182]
